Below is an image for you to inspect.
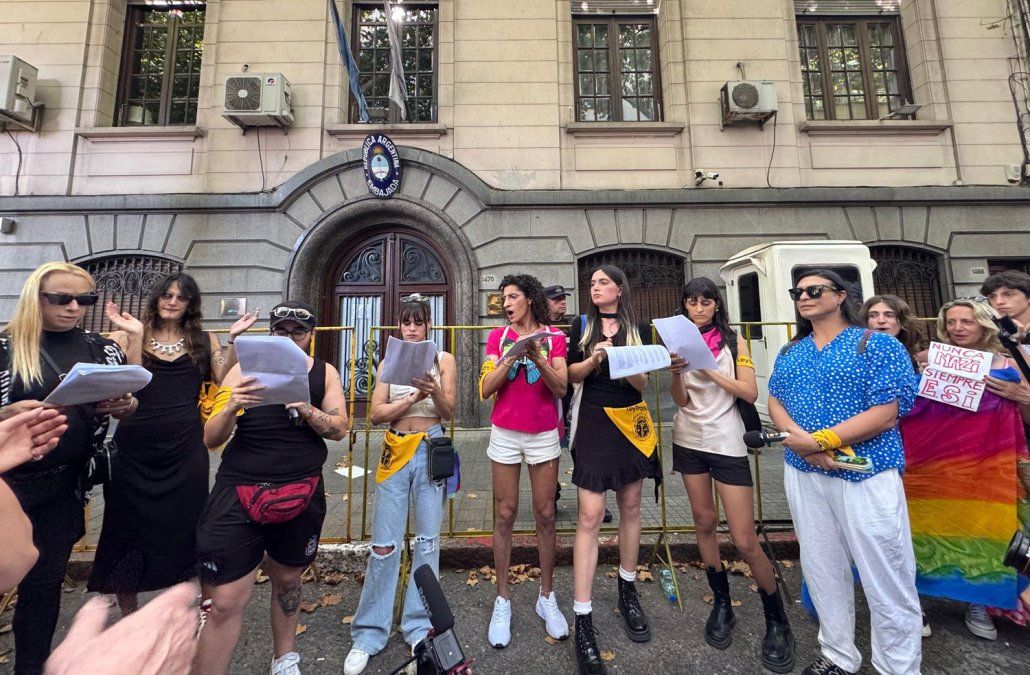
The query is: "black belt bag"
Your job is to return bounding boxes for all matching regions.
[428,436,455,481]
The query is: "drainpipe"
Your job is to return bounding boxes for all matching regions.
[929,0,964,186]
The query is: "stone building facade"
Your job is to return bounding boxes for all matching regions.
[2,0,1030,421]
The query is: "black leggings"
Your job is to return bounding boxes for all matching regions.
[7,479,83,675]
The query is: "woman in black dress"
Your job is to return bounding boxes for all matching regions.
[567,265,663,675]
[88,273,257,615]
[1,262,137,674]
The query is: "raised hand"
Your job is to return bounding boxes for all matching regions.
[104,302,144,336]
[228,310,260,342]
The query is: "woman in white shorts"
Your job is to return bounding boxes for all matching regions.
[479,273,569,648]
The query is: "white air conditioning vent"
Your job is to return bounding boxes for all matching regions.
[0,55,39,123]
[221,73,294,129]
[720,80,777,128]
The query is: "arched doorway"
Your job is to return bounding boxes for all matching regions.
[577,249,685,321]
[324,229,453,403]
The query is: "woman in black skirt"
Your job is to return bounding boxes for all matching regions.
[88,273,257,615]
[567,265,662,675]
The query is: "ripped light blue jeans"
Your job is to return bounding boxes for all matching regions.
[350,424,447,654]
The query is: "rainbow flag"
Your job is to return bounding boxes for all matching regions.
[900,389,1028,610]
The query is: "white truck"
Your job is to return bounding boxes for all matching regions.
[720,240,877,417]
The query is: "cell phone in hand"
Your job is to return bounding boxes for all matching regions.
[833,454,873,473]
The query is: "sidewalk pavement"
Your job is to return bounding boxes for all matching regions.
[3,561,1027,673]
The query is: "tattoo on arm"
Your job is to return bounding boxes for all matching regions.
[276,581,302,616]
[306,407,342,438]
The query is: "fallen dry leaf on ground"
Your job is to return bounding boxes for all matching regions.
[600,650,616,662]
[749,583,759,592]
[320,593,343,607]
[479,565,493,575]
[725,560,753,578]
[295,624,307,636]
[544,635,559,645]
[322,571,346,585]
[341,494,349,501]
[606,570,618,578]
[342,615,354,625]
[702,594,714,604]
[467,571,479,587]
[467,493,478,499]
[527,567,541,579]
[255,570,269,584]
[0,655,8,664]
[781,560,795,569]
[637,569,654,583]
[731,600,742,607]
[299,600,319,614]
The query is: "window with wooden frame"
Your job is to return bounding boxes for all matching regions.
[572,16,662,122]
[350,3,437,123]
[796,16,911,120]
[116,1,205,127]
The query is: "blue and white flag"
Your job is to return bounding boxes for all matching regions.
[383,1,409,120]
[328,0,369,122]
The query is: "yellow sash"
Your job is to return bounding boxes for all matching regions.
[377,430,426,484]
[735,354,755,369]
[602,402,657,458]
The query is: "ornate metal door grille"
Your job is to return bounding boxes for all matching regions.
[577,249,685,322]
[81,255,183,333]
[870,246,942,320]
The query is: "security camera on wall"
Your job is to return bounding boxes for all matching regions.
[693,169,722,187]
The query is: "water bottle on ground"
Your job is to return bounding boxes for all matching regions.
[660,567,677,603]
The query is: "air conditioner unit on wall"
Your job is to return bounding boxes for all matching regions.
[720,80,777,129]
[221,73,294,130]
[0,55,39,125]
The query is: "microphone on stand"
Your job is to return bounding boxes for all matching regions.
[389,565,471,675]
[743,429,789,449]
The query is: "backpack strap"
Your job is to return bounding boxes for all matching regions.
[857,328,873,354]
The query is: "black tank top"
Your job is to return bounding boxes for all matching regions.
[216,358,328,485]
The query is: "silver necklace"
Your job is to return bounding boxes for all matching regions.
[148,336,185,355]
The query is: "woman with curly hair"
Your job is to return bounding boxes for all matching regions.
[479,274,569,648]
[860,294,925,367]
[88,273,257,615]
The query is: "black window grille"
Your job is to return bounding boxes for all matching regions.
[577,249,684,322]
[82,255,183,333]
[870,246,943,319]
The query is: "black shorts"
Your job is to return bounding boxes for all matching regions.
[672,445,753,487]
[195,478,327,585]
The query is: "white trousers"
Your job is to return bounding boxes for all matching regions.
[785,466,922,675]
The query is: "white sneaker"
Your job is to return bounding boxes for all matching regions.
[921,611,932,638]
[343,648,370,675]
[535,591,569,640]
[270,651,301,675]
[488,595,512,648]
[965,604,998,640]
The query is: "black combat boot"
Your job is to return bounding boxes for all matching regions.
[759,587,796,673]
[574,613,606,675]
[704,566,736,649]
[617,576,651,642]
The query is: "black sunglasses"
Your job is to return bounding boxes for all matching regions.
[40,291,100,306]
[787,284,841,301]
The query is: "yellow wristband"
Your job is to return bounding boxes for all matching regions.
[478,360,496,399]
[735,355,755,369]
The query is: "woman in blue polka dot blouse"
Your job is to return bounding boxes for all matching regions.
[768,269,920,675]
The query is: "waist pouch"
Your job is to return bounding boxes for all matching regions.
[235,476,321,525]
[428,436,455,481]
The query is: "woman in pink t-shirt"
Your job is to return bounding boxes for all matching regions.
[479,274,569,648]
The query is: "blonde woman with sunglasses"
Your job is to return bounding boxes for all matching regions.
[479,274,569,649]
[0,262,138,672]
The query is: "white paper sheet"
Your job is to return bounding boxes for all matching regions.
[924,341,993,380]
[501,330,553,361]
[234,335,311,408]
[603,344,671,379]
[334,465,371,479]
[44,363,152,406]
[651,315,720,372]
[379,336,438,386]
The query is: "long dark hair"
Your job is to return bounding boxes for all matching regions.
[143,272,209,375]
[499,274,550,326]
[681,276,735,348]
[859,294,925,358]
[580,264,643,353]
[790,268,861,343]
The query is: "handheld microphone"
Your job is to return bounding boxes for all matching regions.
[743,429,789,449]
[287,406,304,427]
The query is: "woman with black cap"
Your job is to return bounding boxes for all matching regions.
[194,301,348,675]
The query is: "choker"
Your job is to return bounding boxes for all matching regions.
[599,312,619,319]
[696,322,716,333]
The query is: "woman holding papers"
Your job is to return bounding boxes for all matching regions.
[196,301,348,675]
[900,298,1030,642]
[566,265,659,675]
[345,294,456,675]
[478,274,569,649]
[667,277,794,672]
[0,262,138,673]
[88,273,257,615]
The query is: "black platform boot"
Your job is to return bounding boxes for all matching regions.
[617,576,651,642]
[574,613,606,675]
[759,587,796,673]
[704,566,736,649]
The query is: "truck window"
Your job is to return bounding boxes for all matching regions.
[793,265,863,307]
[737,272,763,339]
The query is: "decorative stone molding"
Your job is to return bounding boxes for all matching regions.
[325,123,449,140]
[74,126,207,142]
[564,121,686,138]
[798,120,953,136]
